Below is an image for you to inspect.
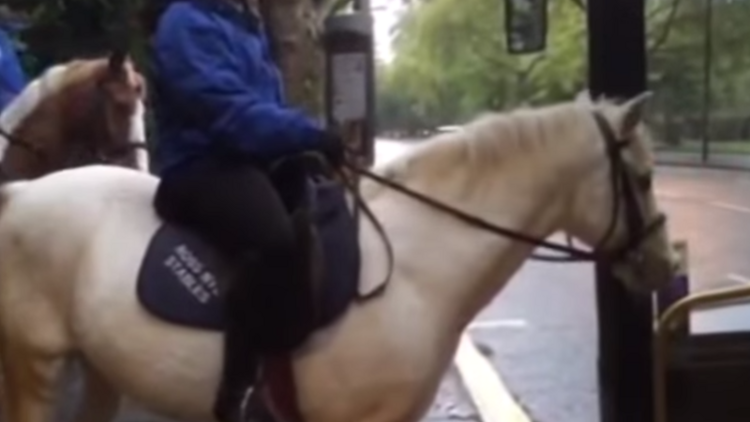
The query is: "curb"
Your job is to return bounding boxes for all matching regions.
[656,159,750,173]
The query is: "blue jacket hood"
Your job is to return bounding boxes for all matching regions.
[0,27,26,113]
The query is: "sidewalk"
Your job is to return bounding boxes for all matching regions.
[656,151,750,171]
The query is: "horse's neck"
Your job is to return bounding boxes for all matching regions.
[357,137,591,331]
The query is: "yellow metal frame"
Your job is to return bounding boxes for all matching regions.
[653,284,750,422]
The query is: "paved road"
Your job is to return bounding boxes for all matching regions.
[468,164,750,422]
[47,142,750,422]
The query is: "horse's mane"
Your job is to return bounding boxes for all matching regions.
[0,63,68,138]
[362,101,588,198]
[362,98,654,200]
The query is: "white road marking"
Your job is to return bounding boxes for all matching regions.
[709,201,750,214]
[727,273,750,285]
[454,333,531,422]
[468,319,528,330]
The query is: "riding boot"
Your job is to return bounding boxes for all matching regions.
[213,210,317,422]
[277,207,318,347]
[213,254,262,422]
[241,210,316,354]
[290,207,321,328]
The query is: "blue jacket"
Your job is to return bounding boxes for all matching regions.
[0,28,26,112]
[151,0,326,175]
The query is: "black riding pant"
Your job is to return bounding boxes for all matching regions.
[153,154,312,421]
[154,155,302,258]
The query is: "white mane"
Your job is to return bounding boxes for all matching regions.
[0,64,68,159]
[363,98,655,200]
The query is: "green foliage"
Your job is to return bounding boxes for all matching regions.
[380,0,750,140]
[380,0,585,131]
[5,0,147,77]
[645,0,750,144]
[379,0,585,132]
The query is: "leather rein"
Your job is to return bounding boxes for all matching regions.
[326,110,666,299]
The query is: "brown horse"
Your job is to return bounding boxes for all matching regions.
[0,50,148,179]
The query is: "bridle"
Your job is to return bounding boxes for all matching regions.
[0,79,148,181]
[326,110,667,298]
[65,75,148,167]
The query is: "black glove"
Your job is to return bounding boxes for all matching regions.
[317,130,345,168]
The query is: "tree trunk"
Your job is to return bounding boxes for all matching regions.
[259,0,325,119]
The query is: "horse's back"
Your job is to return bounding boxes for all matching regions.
[1,164,157,211]
[0,164,154,280]
[0,165,155,257]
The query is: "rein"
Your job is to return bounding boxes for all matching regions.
[0,125,147,181]
[327,110,666,296]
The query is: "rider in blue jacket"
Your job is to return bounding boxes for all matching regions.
[147,1,344,421]
[0,26,26,112]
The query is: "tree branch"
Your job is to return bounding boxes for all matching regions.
[647,0,682,55]
[646,0,676,21]
[526,54,545,73]
[567,0,585,12]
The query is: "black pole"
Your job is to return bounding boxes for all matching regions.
[587,0,653,420]
[700,0,713,163]
[587,0,646,98]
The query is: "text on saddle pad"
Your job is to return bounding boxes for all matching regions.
[163,244,220,303]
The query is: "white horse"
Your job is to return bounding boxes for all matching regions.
[0,92,675,422]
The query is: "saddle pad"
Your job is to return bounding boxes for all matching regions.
[136,180,362,331]
[136,222,229,330]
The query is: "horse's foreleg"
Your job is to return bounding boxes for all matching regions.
[73,361,121,422]
[0,344,63,422]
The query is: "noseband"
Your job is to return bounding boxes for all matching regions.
[340,110,666,268]
[0,80,147,181]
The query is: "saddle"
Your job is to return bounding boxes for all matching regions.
[136,155,388,422]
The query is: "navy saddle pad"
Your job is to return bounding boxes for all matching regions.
[136,180,361,331]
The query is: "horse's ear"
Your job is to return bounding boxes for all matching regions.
[617,91,653,136]
[575,90,593,105]
[107,49,129,77]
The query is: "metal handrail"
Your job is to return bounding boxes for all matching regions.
[653,284,750,422]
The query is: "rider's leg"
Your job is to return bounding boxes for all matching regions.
[153,156,313,422]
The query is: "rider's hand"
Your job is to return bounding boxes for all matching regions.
[318,130,345,168]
